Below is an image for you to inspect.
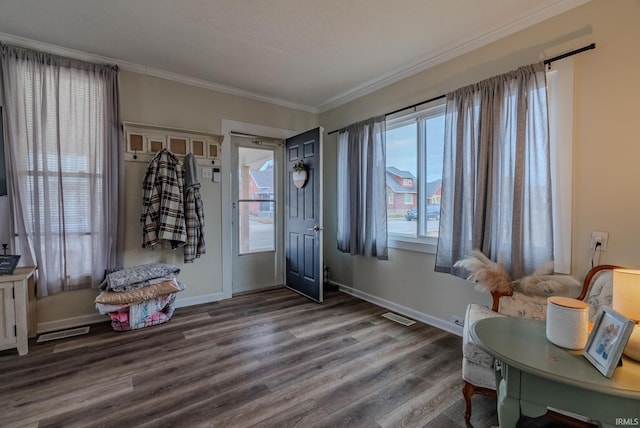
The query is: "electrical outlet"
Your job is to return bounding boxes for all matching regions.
[590,231,609,251]
[450,316,464,328]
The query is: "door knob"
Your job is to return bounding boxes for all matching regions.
[307,225,324,232]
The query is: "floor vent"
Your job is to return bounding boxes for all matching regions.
[36,326,90,343]
[382,312,416,326]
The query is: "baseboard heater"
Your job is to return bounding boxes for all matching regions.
[36,326,90,343]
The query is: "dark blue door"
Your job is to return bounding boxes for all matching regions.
[285,128,323,302]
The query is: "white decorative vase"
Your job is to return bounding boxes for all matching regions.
[546,296,589,350]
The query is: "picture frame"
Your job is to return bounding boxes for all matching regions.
[583,306,635,377]
[0,255,21,275]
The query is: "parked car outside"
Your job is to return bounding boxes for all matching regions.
[404,205,440,221]
[404,206,417,221]
[426,204,440,220]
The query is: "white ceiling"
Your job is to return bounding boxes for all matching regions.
[0,0,589,113]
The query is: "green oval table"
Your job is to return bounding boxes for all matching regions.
[471,317,640,427]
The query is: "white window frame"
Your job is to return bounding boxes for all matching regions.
[547,59,574,274]
[386,100,445,254]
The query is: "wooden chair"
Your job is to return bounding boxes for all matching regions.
[461,264,620,427]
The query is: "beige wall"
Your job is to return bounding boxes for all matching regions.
[320,0,640,326]
[36,0,640,332]
[36,71,318,331]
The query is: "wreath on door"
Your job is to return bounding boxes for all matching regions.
[292,160,307,189]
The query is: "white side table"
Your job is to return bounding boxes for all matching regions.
[0,266,37,356]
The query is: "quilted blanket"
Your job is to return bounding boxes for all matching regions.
[100,263,181,292]
[109,293,177,331]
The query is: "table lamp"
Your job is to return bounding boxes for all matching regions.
[612,268,640,361]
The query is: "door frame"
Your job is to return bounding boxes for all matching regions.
[221,119,298,299]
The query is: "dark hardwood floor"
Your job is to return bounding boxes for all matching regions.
[0,288,498,428]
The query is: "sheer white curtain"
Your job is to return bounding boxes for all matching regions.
[336,116,388,260]
[0,44,124,297]
[435,62,552,279]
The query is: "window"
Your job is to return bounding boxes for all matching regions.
[385,101,445,252]
[17,67,107,288]
[384,65,572,260]
[21,70,104,235]
[2,46,121,296]
[237,146,275,253]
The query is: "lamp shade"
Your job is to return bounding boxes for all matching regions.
[613,268,640,362]
[613,269,640,321]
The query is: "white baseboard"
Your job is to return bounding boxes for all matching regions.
[174,292,226,308]
[36,286,459,337]
[37,313,107,334]
[331,280,463,337]
[36,292,228,334]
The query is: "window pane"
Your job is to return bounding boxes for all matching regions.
[385,103,445,246]
[385,122,417,237]
[423,114,444,238]
[237,146,275,254]
[238,201,274,253]
[238,147,274,201]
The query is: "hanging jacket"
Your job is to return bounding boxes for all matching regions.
[141,149,187,249]
[183,153,205,262]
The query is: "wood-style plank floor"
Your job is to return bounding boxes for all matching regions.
[0,288,498,428]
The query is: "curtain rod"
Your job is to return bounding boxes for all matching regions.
[327,42,596,136]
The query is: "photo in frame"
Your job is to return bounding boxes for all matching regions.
[583,306,635,378]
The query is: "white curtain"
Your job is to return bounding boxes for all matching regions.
[435,62,552,279]
[337,116,388,260]
[0,44,124,297]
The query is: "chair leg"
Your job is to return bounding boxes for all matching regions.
[463,380,497,427]
[462,381,475,427]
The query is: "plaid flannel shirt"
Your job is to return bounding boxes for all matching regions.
[184,183,205,262]
[141,150,187,249]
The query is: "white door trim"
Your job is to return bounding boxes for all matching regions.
[220,119,297,299]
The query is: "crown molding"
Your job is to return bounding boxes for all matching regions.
[317,0,591,112]
[0,32,319,114]
[0,0,590,116]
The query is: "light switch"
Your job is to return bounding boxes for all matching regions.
[202,166,212,179]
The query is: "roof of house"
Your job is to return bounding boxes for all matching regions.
[249,168,273,192]
[386,166,414,179]
[386,168,416,193]
[386,169,442,198]
[426,180,442,197]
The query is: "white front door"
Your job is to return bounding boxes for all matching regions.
[231,136,284,294]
